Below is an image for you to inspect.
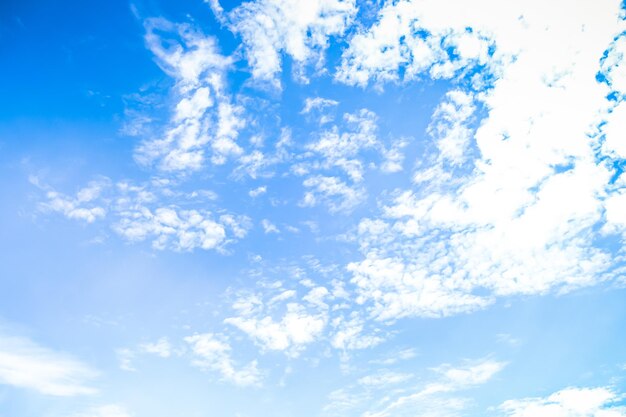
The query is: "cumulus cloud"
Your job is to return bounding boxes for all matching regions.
[0,334,98,396]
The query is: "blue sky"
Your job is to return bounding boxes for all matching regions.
[1,1,626,416]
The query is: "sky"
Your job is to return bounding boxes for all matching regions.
[1,0,626,416]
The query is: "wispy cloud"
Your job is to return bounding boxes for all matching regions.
[499,386,626,416]
[0,334,98,396]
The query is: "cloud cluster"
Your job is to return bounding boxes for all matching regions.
[343,0,626,320]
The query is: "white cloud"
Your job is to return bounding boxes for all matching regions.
[601,34,626,96]
[134,18,244,172]
[34,177,109,223]
[249,185,267,197]
[330,315,384,350]
[381,138,408,174]
[114,207,227,251]
[426,90,476,167]
[370,347,417,366]
[33,177,250,252]
[234,128,294,179]
[336,0,495,87]
[324,358,505,417]
[603,190,626,238]
[185,333,261,387]
[261,219,280,234]
[213,0,357,86]
[342,0,626,321]
[0,334,98,396]
[602,101,626,159]
[115,348,136,372]
[295,107,406,211]
[139,337,172,358]
[301,175,365,213]
[363,359,506,417]
[301,97,339,114]
[304,109,379,182]
[225,302,326,356]
[358,371,412,387]
[349,254,492,320]
[500,386,626,417]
